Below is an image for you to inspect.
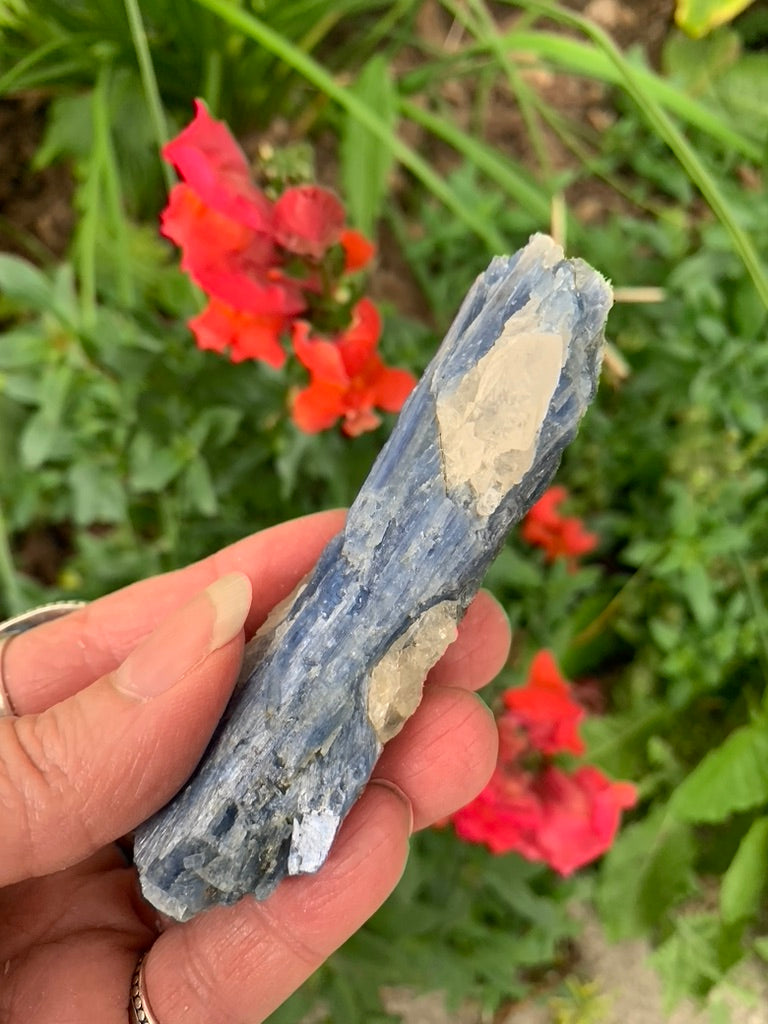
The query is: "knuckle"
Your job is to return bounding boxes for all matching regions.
[0,708,90,879]
[174,932,241,1024]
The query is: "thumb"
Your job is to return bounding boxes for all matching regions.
[0,572,251,887]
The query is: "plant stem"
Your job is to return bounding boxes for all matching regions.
[0,502,23,616]
[123,0,174,191]
[93,65,134,308]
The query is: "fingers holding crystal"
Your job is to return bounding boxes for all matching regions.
[2,510,345,716]
[142,661,498,1023]
[0,575,251,887]
[145,782,413,1024]
[373,685,499,830]
[427,589,511,692]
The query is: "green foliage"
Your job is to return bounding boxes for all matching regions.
[270,832,578,1022]
[720,817,768,926]
[2,0,768,1017]
[340,55,397,237]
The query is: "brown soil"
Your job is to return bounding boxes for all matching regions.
[0,95,75,261]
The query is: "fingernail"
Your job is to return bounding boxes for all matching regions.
[371,779,414,835]
[113,572,252,701]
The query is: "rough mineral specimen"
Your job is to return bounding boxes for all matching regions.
[134,233,612,921]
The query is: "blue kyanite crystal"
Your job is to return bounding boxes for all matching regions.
[134,234,613,921]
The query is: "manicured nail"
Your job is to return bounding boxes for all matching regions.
[113,572,252,701]
[371,779,414,835]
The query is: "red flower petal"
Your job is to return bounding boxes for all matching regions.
[530,765,637,875]
[291,300,413,437]
[340,228,375,271]
[292,323,349,386]
[342,407,382,437]
[163,99,273,231]
[195,258,304,318]
[336,298,382,376]
[189,298,286,368]
[373,366,416,413]
[521,487,598,566]
[291,382,346,433]
[451,760,636,874]
[161,184,254,266]
[502,651,585,756]
[273,185,345,259]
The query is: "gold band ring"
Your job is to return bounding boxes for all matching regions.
[130,952,161,1024]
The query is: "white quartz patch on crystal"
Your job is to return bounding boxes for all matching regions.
[435,299,567,516]
[367,601,459,744]
[288,810,339,874]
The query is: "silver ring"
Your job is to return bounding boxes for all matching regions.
[0,635,18,716]
[0,600,87,718]
[130,952,161,1024]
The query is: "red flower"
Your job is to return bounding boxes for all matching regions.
[189,298,287,368]
[530,765,637,875]
[503,650,585,756]
[273,186,346,260]
[160,102,394,419]
[453,761,636,875]
[450,649,636,874]
[521,486,598,565]
[162,99,273,232]
[291,298,416,436]
[340,228,375,271]
[160,185,303,320]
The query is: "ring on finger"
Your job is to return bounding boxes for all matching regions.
[0,600,88,718]
[130,952,161,1024]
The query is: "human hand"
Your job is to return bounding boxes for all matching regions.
[0,510,510,1023]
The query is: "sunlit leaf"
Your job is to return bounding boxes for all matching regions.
[720,816,768,925]
[671,720,768,823]
[676,0,756,38]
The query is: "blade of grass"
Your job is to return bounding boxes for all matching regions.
[190,0,506,252]
[0,57,94,93]
[0,500,23,616]
[447,0,555,182]
[492,30,762,165]
[0,36,68,94]
[399,97,553,224]
[515,0,768,310]
[93,65,134,307]
[122,0,173,191]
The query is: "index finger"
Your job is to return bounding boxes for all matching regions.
[4,510,346,716]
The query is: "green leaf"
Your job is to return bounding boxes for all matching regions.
[129,432,186,492]
[18,363,72,468]
[681,562,717,628]
[675,0,756,38]
[33,92,94,169]
[19,410,61,468]
[68,462,127,526]
[0,329,49,370]
[597,808,696,940]
[671,719,768,823]
[0,254,54,313]
[651,913,742,1009]
[720,816,768,925]
[182,456,218,516]
[755,936,768,961]
[340,55,396,238]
